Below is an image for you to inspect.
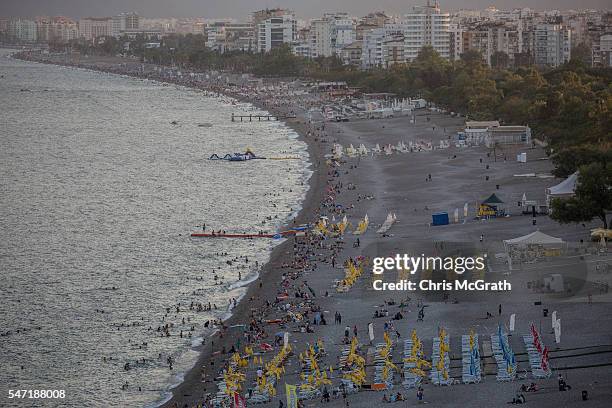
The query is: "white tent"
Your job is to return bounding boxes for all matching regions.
[504,231,566,270]
[546,172,578,206]
[503,230,565,248]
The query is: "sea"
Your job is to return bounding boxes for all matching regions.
[0,49,311,407]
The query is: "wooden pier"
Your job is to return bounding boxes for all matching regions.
[231,113,296,122]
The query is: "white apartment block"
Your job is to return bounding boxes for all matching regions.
[257,14,296,53]
[333,17,357,53]
[448,23,463,60]
[205,26,226,52]
[309,14,356,58]
[79,17,112,42]
[360,23,404,68]
[534,23,571,67]
[361,27,386,67]
[400,2,451,61]
[310,18,333,57]
[8,19,37,42]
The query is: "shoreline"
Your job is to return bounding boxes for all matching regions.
[10,51,326,407]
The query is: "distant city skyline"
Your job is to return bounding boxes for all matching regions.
[1,0,610,20]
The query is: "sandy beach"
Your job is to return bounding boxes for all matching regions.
[15,51,612,408]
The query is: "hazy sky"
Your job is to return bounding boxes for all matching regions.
[0,0,608,19]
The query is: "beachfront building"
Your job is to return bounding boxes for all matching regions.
[485,125,531,148]
[205,22,254,53]
[464,121,531,147]
[460,21,524,66]
[335,16,357,53]
[400,1,451,61]
[534,23,571,67]
[112,12,140,38]
[205,25,225,51]
[79,17,113,42]
[7,19,37,42]
[310,18,333,58]
[361,27,385,68]
[252,8,296,53]
[32,16,77,44]
[294,14,356,59]
[383,34,407,67]
[339,41,363,65]
[256,13,297,53]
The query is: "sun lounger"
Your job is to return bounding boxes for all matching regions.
[490,329,517,382]
[461,334,481,384]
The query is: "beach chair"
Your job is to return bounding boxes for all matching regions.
[490,329,517,382]
[461,334,482,384]
[430,333,453,386]
[522,334,552,379]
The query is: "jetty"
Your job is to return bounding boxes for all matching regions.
[231,113,296,122]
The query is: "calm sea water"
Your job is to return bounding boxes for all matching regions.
[0,50,310,407]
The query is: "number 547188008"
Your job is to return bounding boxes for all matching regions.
[8,389,65,399]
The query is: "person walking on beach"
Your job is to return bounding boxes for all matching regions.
[353,325,358,338]
[417,386,424,401]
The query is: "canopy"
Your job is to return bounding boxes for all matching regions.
[546,172,578,196]
[482,193,504,205]
[504,231,564,246]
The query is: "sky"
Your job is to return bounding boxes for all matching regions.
[0,0,608,19]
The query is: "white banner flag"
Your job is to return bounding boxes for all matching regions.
[552,311,557,328]
[509,314,516,332]
[454,208,459,223]
[554,319,561,343]
[368,323,374,341]
[463,203,468,217]
[283,332,289,348]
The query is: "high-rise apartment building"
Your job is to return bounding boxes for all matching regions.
[252,9,295,52]
[256,13,296,53]
[460,22,523,66]
[400,1,450,61]
[8,19,37,42]
[309,14,355,58]
[534,23,571,67]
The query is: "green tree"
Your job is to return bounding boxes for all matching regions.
[460,49,485,67]
[551,146,612,177]
[550,163,612,229]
